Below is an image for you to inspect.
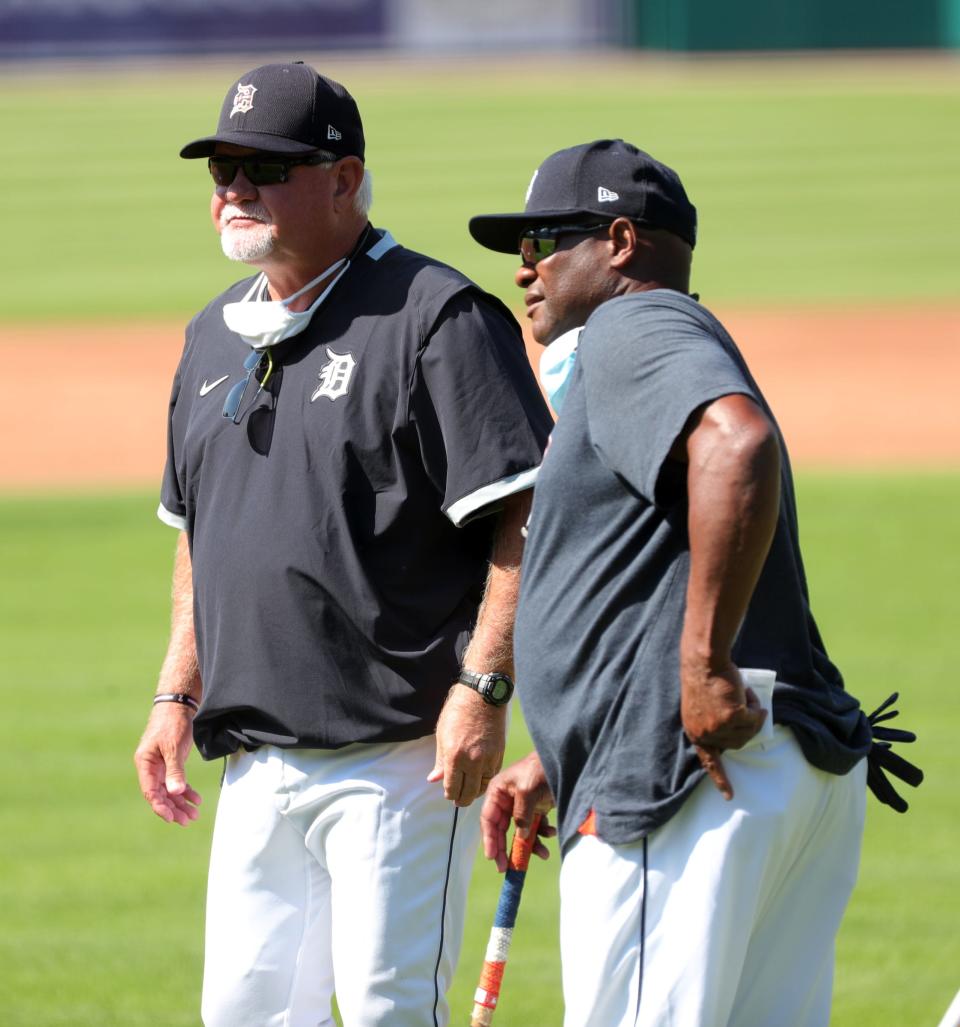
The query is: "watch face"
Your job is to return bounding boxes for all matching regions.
[489,679,509,702]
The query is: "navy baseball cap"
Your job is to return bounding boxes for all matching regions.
[469,139,696,251]
[180,61,364,160]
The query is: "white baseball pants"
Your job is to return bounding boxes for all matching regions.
[559,671,867,1027]
[201,736,481,1027]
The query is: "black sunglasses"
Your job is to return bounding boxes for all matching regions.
[518,222,615,265]
[208,154,331,188]
[222,348,274,423]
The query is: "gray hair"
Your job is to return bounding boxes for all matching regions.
[314,150,373,217]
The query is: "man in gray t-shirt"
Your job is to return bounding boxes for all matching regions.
[468,140,921,1027]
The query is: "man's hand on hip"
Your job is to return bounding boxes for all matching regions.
[134,703,202,826]
[428,684,507,808]
[681,660,766,800]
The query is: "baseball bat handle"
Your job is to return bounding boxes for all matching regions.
[507,814,540,870]
[469,815,542,1026]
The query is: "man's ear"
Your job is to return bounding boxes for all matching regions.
[333,157,364,209]
[609,217,649,270]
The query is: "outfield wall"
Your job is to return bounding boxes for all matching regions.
[624,0,960,50]
[1,0,955,58]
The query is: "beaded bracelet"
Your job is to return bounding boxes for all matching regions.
[153,692,200,712]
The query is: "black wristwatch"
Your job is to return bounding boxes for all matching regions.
[457,669,514,707]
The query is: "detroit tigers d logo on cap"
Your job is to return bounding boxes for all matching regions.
[230,83,257,118]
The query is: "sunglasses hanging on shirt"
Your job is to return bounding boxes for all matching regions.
[222,348,274,423]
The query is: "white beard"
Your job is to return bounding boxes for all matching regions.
[219,203,275,262]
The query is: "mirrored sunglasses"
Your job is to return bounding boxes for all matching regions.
[208,154,331,188]
[518,222,615,265]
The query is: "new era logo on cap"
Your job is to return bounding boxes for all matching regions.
[327,125,342,141]
[597,186,619,203]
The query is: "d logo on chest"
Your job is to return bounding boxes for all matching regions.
[311,348,357,402]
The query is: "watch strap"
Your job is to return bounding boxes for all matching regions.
[457,669,514,706]
[457,669,486,689]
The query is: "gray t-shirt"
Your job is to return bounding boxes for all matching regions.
[514,290,871,852]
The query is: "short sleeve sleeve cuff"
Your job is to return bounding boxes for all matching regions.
[157,503,187,531]
[445,465,540,527]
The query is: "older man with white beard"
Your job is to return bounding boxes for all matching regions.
[133,62,552,1027]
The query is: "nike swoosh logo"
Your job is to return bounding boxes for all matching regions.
[199,375,230,397]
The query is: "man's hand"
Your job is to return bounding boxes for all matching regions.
[428,684,507,807]
[681,661,766,800]
[134,702,202,826]
[480,751,556,873]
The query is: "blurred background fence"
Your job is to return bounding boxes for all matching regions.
[1,0,958,59]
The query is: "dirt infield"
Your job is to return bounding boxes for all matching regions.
[2,305,957,491]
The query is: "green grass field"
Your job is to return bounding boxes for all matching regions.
[3,53,958,319]
[2,54,958,1025]
[1,479,957,1024]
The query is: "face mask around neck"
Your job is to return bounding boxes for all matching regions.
[539,326,583,413]
[221,259,350,350]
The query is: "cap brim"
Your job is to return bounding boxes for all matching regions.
[468,209,612,253]
[179,132,322,159]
